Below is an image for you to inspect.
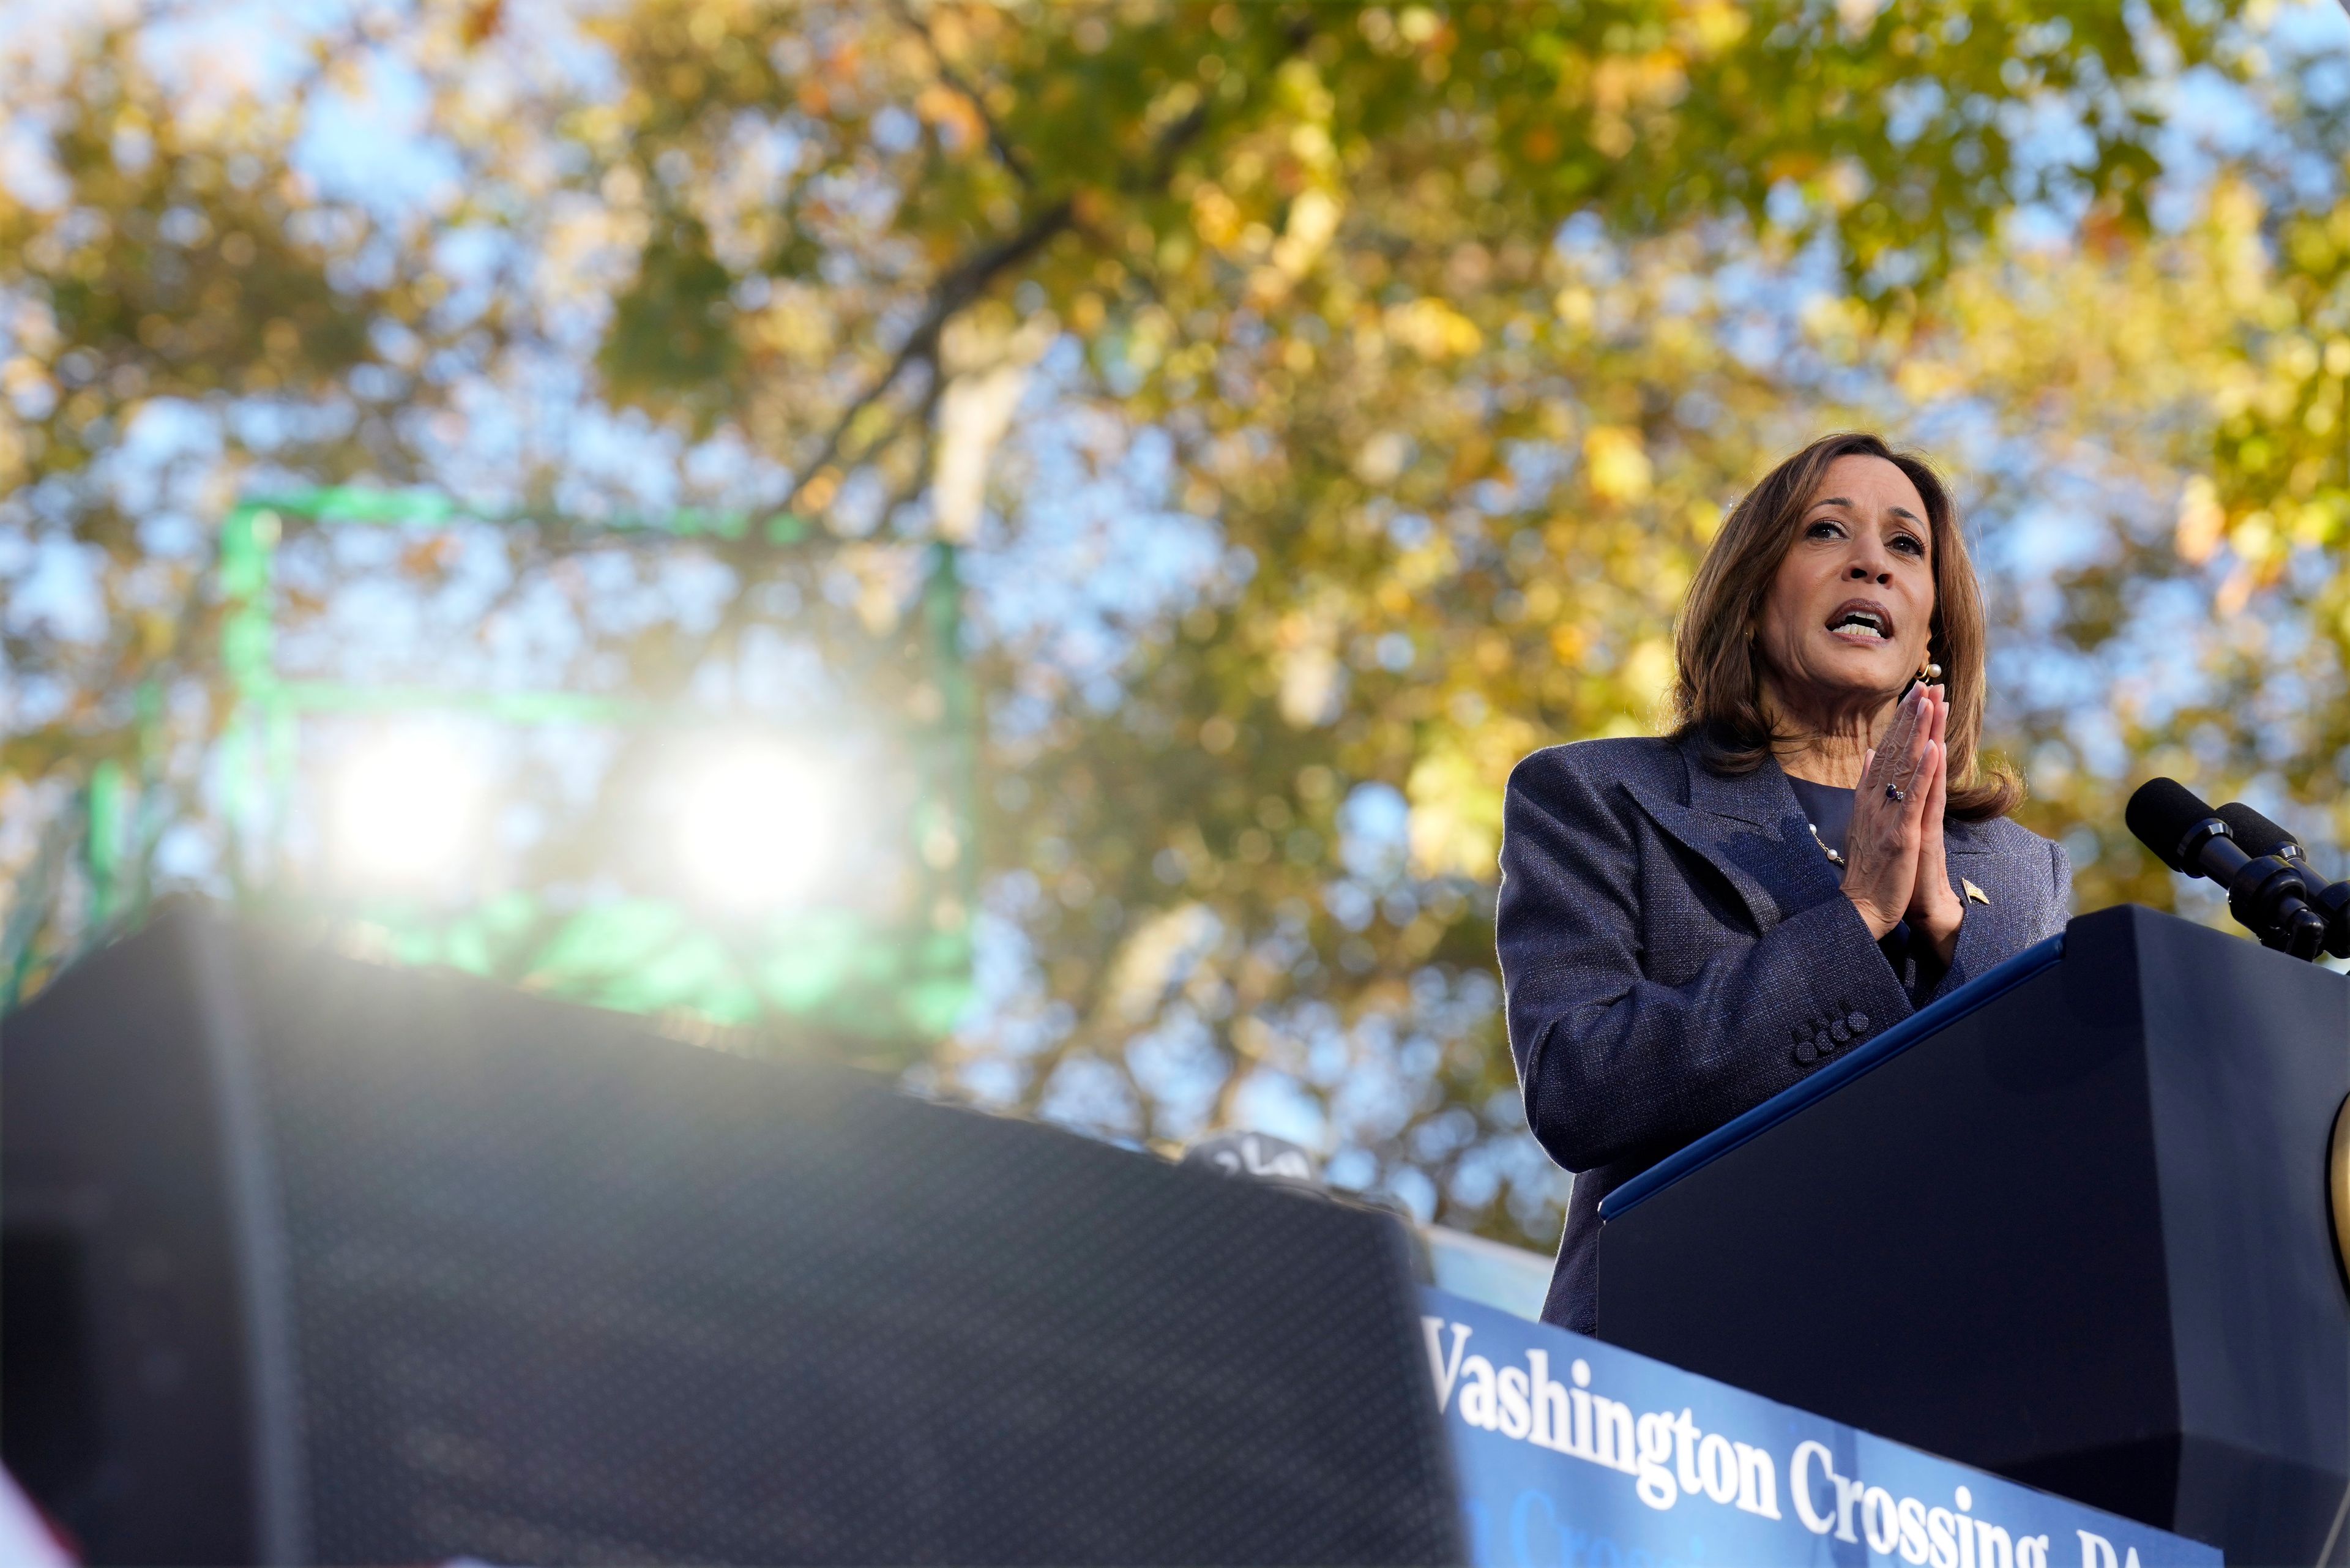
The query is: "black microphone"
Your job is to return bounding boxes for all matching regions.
[2215,801,2303,862]
[2217,801,2350,960]
[2124,778,2330,960]
[2123,777,2217,873]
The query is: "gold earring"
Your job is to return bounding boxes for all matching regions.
[1918,660,1942,684]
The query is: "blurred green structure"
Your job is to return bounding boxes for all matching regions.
[15,490,978,1055]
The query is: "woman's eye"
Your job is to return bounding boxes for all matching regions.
[1891,534,1925,556]
[1807,519,1842,539]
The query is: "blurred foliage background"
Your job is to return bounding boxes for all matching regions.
[1,0,2346,1250]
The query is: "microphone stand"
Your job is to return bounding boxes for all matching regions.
[2217,803,2350,962]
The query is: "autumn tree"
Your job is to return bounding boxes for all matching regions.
[0,1,2340,1247]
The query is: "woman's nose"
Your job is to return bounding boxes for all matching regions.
[1845,560,1891,586]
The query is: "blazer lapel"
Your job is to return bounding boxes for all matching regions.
[1940,817,2027,946]
[1618,749,1846,935]
[1944,819,1998,859]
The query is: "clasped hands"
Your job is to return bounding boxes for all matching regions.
[1842,682,1963,968]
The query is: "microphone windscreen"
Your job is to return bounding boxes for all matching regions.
[2125,777,2218,872]
[2217,801,2302,861]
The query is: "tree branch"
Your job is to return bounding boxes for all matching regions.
[890,0,1033,191]
[777,7,1317,522]
[778,196,1072,516]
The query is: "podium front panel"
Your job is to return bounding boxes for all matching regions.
[1597,905,2350,1564]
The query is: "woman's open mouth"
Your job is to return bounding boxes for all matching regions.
[1825,600,1895,644]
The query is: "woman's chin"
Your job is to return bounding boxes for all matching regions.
[1802,655,1909,703]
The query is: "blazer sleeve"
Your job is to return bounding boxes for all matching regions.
[1496,750,1919,1176]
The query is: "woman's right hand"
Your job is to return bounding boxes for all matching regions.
[1841,684,1937,940]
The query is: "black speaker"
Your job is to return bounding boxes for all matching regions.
[2,902,1458,1565]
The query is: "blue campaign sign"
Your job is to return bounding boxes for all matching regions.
[1422,1290,2220,1568]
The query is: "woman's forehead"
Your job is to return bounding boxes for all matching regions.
[1806,454,1927,516]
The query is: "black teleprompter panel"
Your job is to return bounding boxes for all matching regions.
[4,903,1459,1565]
[1599,905,2350,1564]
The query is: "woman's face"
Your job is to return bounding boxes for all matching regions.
[1753,454,1936,711]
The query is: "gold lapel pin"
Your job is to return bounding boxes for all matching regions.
[1963,878,1990,906]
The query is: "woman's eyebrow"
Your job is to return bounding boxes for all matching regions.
[1887,506,1923,525]
[1810,496,1853,510]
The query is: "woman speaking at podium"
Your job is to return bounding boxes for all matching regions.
[1498,432,2070,1334]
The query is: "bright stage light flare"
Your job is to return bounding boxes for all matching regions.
[674,742,841,911]
[324,726,491,892]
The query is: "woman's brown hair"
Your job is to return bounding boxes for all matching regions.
[1669,431,2021,821]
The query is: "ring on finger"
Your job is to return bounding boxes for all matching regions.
[1886,783,1906,803]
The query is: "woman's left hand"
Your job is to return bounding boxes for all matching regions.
[1904,685,1963,967]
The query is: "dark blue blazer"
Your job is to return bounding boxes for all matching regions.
[1496,734,2070,1334]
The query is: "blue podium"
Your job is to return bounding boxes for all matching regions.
[1597,905,2350,1564]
